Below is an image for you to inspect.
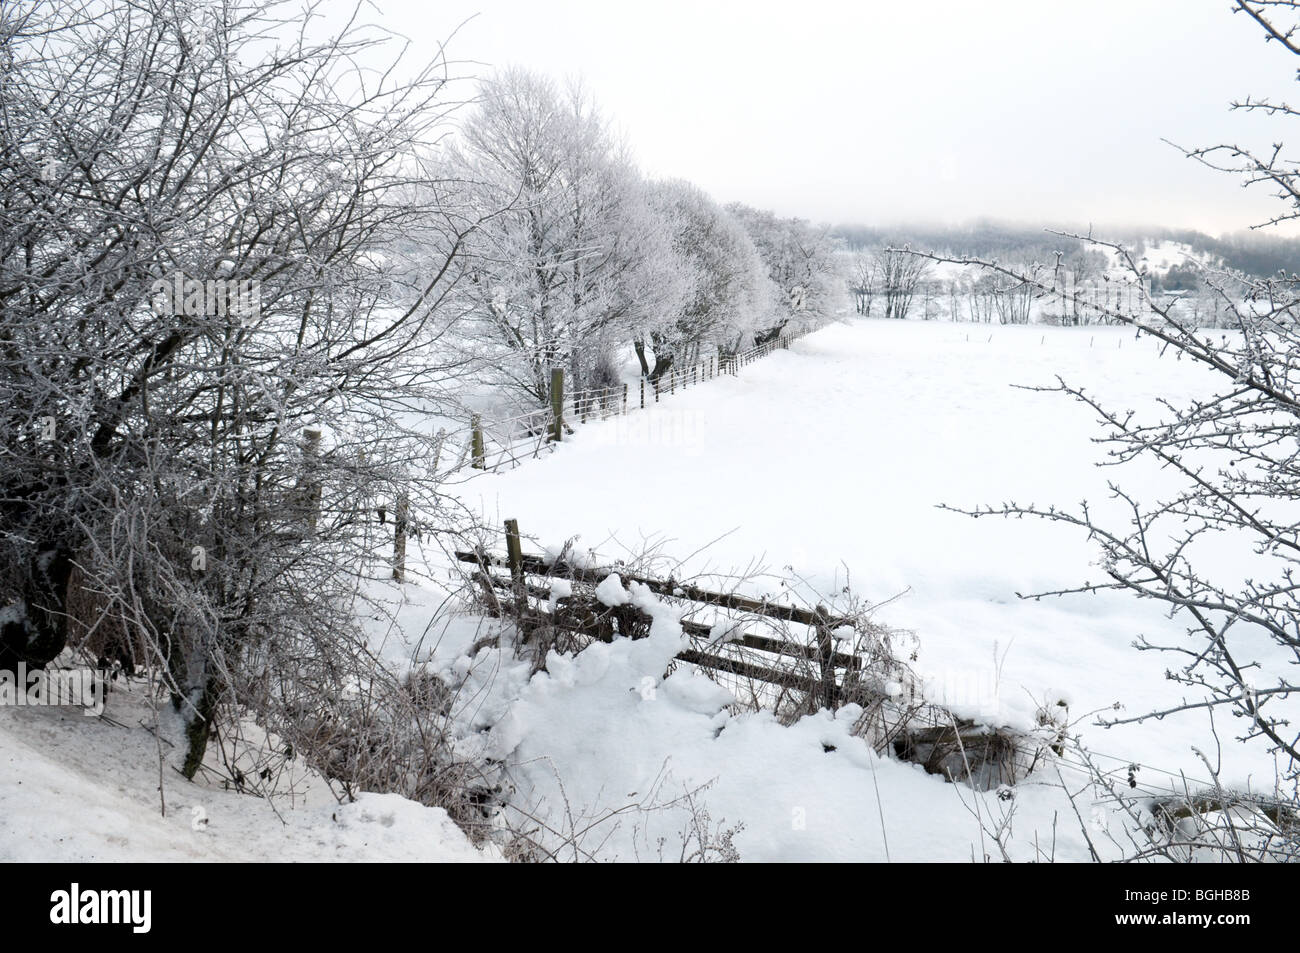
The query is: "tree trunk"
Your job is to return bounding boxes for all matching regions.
[633,340,651,378]
[181,673,221,780]
[1,541,74,670]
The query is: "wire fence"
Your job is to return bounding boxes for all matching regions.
[433,324,819,478]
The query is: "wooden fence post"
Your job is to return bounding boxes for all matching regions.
[549,367,564,442]
[640,377,645,409]
[504,518,523,583]
[392,492,409,582]
[471,415,486,470]
[431,426,446,476]
[504,518,528,623]
[622,382,628,414]
[815,604,836,711]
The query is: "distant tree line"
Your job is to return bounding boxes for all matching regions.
[441,69,844,408]
[835,221,1300,280]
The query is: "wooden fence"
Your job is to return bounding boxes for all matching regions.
[456,521,852,709]
[386,325,817,584]
[454,518,1038,788]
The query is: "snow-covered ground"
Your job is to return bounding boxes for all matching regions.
[6,317,1288,862]
[0,682,495,862]
[1137,239,1200,272]
[432,317,1290,859]
[455,321,1205,747]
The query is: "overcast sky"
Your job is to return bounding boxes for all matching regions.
[376,0,1299,236]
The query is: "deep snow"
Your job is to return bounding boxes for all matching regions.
[5,317,1290,863]
[451,319,1291,803]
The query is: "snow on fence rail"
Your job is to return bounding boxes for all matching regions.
[442,521,1300,848]
[450,522,1300,826]
[454,517,1043,789]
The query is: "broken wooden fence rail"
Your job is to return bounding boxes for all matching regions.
[463,547,852,631]
[454,531,850,708]
[458,550,858,665]
[454,520,1045,788]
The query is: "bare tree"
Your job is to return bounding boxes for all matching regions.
[876,247,929,320]
[0,0,480,777]
[850,252,878,316]
[909,2,1300,795]
[991,273,1034,325]
[946,276,965,322]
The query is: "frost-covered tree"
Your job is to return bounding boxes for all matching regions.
[447,70,680,405]
[726,203,842,338]
[0,0,476,776]
[872,247,930,320]
[636,180,772,379]
[850,251,879,316]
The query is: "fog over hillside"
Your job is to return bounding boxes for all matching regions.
[832,221,1300,278]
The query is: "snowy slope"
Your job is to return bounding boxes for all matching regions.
[0,682,496,863]
[1139,240,1198,272]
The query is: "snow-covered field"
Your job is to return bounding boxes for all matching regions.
[4,317,1287,863]
[456,321,1215,751]
[432,317,1289,858]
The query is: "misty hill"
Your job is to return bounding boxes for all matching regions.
[831,221,1300,278]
